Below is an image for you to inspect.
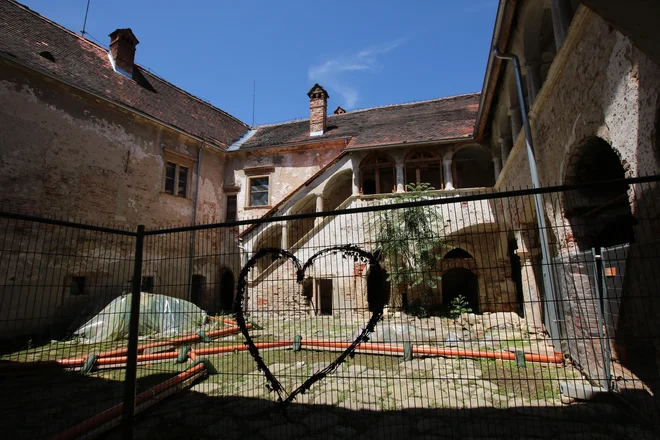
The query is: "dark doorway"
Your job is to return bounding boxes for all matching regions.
[441,268,479,312]
[564,137,635,251]
[318,279,333,315]
[219,270,234,313]
[191,275,206,309]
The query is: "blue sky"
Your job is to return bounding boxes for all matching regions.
[21,0,497,126]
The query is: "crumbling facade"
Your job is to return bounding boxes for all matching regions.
[1,0,659,358]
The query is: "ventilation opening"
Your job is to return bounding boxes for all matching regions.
[39,51,55,62]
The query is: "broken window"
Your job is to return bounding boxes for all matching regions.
[226,194,237,221]
[249,176,269,206]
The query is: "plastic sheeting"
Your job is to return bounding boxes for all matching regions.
[72,293,207,343]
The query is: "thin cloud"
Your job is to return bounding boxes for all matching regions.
[308,38,407,109]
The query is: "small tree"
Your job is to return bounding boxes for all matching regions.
[369,183,447,317]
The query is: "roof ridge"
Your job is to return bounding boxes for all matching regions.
[8,0,248,129]
[253,91,481,129]
[332,91,481,116]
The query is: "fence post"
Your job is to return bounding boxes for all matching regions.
[122,225,145,440]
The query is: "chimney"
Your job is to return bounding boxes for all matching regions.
[109,29,139,74]
[307,84,329,136]
[334,106,346,115]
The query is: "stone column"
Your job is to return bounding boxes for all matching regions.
[315,194,324,226]
[281,225,288,250]
[352,168,361,196]
[551,0,573,49]
[499,134,513,165]
[525,60,542,105]
[516,228,544,333]
[395,160,405,193]
[493,157,502,181]
[443,159,454,190]
[509,105,523,140]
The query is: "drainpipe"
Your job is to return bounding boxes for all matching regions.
[188,141,205,302]
[492,48,561,352]
[236,238,249,313]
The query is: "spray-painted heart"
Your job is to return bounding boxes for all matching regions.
[233,245,389,404]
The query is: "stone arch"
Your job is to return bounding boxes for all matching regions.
[452,145,495,189]
[439,247,480,313]
[322,170,353,211]
[563,137,635,251]
[288,194,317,245]
[360,153,395,195]
[252,224,283,276]
[521,0,556,102]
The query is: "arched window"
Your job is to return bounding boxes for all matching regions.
[360,154,395,195]
[405,150,443,190]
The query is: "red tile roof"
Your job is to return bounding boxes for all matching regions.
[0,0,247,147]
[238,93,480,150]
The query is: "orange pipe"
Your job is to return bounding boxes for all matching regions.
[193,340,292,356]
[90,325,248,358]
[52,363,206,440]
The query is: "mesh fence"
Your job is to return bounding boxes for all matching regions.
[1,177,659,439]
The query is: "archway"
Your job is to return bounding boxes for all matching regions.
[564,137,634,251]
[252,225,283,276]
[218,269,235,313]
[288,195,316,245]
[360,154,395,195]
[323,170,353,211]
[441,268,479,313]
[452,146,495,189]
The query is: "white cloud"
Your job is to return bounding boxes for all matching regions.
[308,38,407,109]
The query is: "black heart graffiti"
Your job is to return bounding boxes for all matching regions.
[233,244,389,405]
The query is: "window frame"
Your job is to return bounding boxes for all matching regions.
[359,154,395,195]
[247,175,271,207]
[404,150,443,190]
[162,161,192,198]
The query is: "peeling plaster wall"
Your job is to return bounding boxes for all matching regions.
[0,60,227,229]
[0,61,233,338]
[227,142,345,220]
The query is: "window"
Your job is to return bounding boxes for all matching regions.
[164,161,189,197]
[405,151,443,190]
[360,154,395,195]
[226,194,237,221]
[248,176,269,207]
[70,276,87,296]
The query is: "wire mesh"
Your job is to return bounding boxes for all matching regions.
[1,177,659,439]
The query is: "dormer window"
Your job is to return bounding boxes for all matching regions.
[39,51,55,62]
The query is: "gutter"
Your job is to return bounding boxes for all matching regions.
[0,54,230,152]
[187,140,205,301]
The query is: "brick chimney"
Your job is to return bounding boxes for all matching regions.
[307,84,329,136]
[109,29,139,74]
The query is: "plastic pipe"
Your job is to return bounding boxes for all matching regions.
[52,363,206,440]
[193,341,292,356]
